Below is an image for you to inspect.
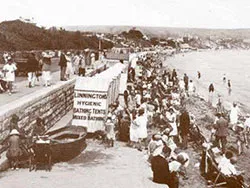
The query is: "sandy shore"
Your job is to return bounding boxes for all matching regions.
[0,139,207,188]
[1,52,249,187]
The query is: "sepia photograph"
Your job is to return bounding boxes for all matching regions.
[0,0,250,187]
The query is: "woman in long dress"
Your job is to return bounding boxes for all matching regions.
[65,52,74,80]
[3,57,17,95]
[129,109,139,147]
[134,108,148,151]
[230,102,240,128]
[166,108,178,143]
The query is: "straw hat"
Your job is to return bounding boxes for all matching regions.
[9,129,20,136]
[236,123,244,129]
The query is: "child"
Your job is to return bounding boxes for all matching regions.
[105,117,115,147]
[2,57,17,95]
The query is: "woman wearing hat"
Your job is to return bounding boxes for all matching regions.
[41,52,52,87]
[2,56,17,95]
[6,129,22,170]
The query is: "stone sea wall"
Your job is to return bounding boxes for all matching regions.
[0,79,75,141]
[0,64,107,143]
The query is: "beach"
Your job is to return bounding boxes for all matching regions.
[165,49,250,114]
[164,50,250,185]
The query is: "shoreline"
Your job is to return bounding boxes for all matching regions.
[164,49,250,117]
[161,52,250,184]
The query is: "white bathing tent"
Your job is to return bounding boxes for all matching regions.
[72,63,127,133]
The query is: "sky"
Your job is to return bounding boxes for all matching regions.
[1,0,250,29]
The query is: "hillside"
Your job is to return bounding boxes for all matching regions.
[0,20,113,51]
[64,25,250,40]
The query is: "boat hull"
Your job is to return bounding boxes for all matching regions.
[46,126,87,162]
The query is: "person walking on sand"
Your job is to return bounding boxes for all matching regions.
[197,71,201,79]
[223,74,226,84]
[228,79,232,95]
[2,56,17,95]
[183,73,189,92]
[208,83,215,105]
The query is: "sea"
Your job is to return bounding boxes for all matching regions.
[164,49,250,115]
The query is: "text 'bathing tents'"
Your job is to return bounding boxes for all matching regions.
[72,63,126,133]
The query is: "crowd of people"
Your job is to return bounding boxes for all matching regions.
[2,49,250,186]
[99,52,197,188]
[100,52,250,187]
[0,50,92,95]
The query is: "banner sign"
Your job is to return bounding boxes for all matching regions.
[105,52,129,61]
[72,90,108,132]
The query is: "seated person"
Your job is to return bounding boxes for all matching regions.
[9,114,20,132]
[0,70,8,93]
[161,128,176,155]
[151,146,178,188]
[32,117,46,136]
[6,129,22,170]
[220,155,245,187]
[169,152,190,180]
[147,133,164,162]
[218,150,238,176]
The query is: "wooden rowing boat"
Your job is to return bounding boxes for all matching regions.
[45,126,87,162]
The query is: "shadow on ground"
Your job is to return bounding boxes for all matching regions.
[68,150,113,167]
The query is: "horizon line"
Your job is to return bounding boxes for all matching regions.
[1,19,250,30]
